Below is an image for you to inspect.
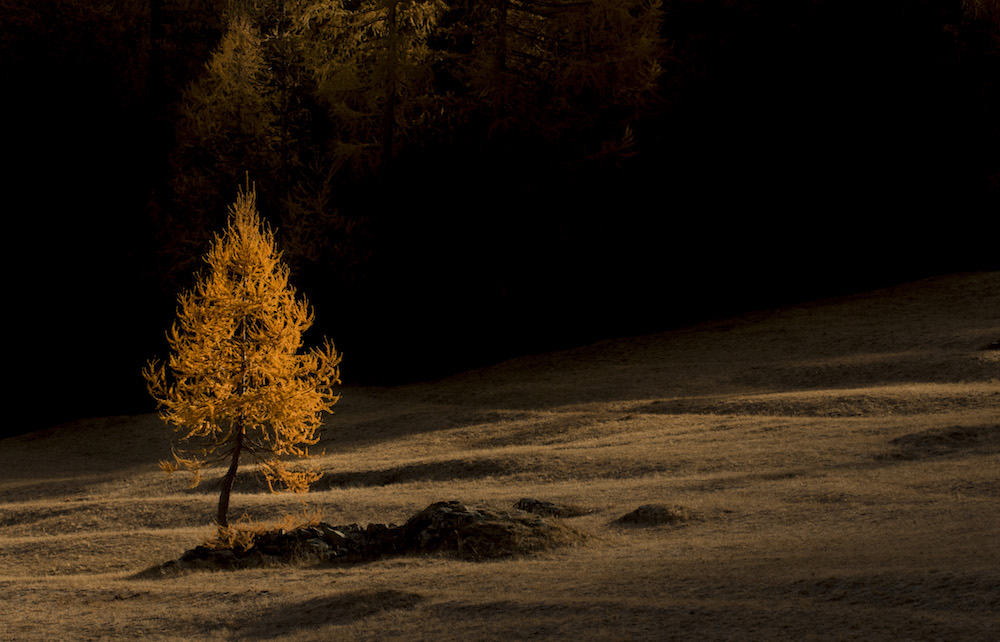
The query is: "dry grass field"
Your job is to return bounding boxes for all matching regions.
[2,271,998,640]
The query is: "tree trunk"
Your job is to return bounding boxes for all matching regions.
[216,424,244,528]
[147,0,171,208]
[493,0,508,115]
[219,318,250,529]
[381,0,399,172]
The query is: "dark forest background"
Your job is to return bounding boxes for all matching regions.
[3,0,998,436]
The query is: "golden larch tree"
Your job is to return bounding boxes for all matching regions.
[144,185,341,529]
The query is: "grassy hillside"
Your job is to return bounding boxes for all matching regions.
[1,271,997,640]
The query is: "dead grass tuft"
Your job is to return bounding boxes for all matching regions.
[204,507,325,551]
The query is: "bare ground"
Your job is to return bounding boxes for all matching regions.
[1,271,998,640]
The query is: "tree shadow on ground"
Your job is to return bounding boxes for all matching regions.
[183,456,527,495]
[239,589,423,639]
[880,424,1000,460]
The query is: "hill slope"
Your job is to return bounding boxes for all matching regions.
[1,271,997,640]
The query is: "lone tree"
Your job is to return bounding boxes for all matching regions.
[144,185,341,529]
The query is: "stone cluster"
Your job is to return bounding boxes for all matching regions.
[154,499,581,574]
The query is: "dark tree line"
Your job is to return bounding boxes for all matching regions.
[3,0,998,431]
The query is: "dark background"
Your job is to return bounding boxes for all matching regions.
[3,0,998,437]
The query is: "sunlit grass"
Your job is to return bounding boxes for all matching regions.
[1,272,997,640]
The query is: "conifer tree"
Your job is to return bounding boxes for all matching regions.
[165,12,282,276]
[289,0,447,174]
[144,185,342,529]
[448,0,665,162]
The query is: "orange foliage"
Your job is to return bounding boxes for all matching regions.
[144,184,341,527]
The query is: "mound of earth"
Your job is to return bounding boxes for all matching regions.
[152,500,582,575]
[616,504,696,526]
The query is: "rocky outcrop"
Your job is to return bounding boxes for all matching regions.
[400,500,580,559]
[152,500,582,575]
[157,521,399,573]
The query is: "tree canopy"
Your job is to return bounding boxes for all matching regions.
[144,185,342,528]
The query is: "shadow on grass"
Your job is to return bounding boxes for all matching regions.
[321,457,525,489]
[184,456,528,494]
[241,589,424,638]
[880,423,1000,460]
